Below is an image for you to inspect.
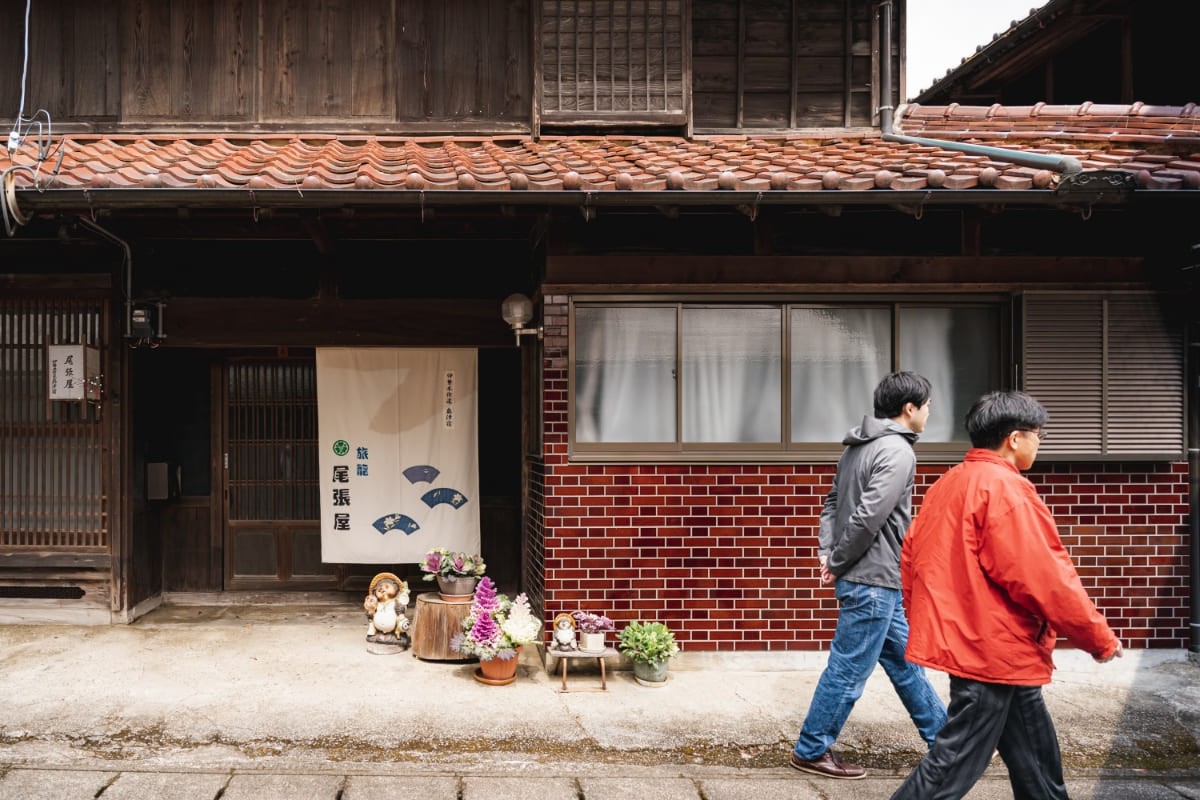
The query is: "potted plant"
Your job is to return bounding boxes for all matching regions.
[572,610,615,654]
[450,576,541,684]
[419,547,486,600]
[617,620,679,686]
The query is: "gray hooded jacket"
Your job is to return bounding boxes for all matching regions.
[818,415,919,589]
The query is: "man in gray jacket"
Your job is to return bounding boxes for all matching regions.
[789,371,947,780]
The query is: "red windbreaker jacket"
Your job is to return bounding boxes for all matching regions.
[901,449,1120,686]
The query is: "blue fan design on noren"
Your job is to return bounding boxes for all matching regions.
[402,464,440,484]
[371,514,420,536]
[421,488,469,509]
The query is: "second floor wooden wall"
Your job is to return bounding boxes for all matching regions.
[0,0,531,132]
[0,0,902,134]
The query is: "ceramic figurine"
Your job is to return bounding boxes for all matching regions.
[364,572,411,653]
[551,612,577,652]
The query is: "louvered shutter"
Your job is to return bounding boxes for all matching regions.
[1023,292,1184,459]
[1106,295,1185,455]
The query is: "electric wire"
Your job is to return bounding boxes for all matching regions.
[2,0,66,235]
[7,0,31,152]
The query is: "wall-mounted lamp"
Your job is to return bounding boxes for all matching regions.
[501,293,543,346]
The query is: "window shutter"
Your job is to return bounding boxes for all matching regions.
[1106,295,1185,455]
[1023,292,1184,459]
[1024,293,1104,452]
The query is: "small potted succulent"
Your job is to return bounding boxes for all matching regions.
[617,620,679,686]
[419,547,486,600]
[572,610,615,654]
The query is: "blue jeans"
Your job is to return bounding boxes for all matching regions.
[793,579,947,760]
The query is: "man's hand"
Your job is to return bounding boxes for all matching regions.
[1095,640,1124,664]
[818,555,833,586]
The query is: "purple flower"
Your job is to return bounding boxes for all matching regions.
[471,576,502,614]
[421,550,444,574]
[573,610,615,633]
[450,576,539,662]
[418,547,487,580]
[468,607,502,646]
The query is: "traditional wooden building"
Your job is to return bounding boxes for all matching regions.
[0,0,1195,657]
[912,0,1197,105]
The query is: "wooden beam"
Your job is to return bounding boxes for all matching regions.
[545,255,1149,286]
[159,297,513,348]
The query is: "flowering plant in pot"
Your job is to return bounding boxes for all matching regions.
[450,576,541,683]
[572,610,615,653]
[419,547,486,598]
[617,620,679,686]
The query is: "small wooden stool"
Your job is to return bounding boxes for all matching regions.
[545,647,619,692]
[411,592,474,661]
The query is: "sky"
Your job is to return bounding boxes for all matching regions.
[905,0,1047,97]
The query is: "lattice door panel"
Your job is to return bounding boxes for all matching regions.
[0,298,106,550]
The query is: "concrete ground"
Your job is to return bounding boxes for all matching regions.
[0,597,1197,799]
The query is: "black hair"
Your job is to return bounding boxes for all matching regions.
[874,371,932,419]
[965,390,1049,449]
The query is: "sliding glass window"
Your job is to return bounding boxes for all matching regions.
[570,298,1004,460]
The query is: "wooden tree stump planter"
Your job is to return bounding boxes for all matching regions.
[410,592,475,661]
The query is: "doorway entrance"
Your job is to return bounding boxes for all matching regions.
[223,357,331,590]
[219,350,521,592]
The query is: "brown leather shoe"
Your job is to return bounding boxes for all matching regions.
[789,749,867,780]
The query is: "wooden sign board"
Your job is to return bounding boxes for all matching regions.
[47,344,100,402]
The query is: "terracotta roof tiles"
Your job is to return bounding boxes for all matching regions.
[2,104,1198,203]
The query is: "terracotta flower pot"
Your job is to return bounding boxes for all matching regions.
[475,646,522,685]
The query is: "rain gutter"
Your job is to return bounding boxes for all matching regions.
[875,0,1082,176]
[10,186,1137,213]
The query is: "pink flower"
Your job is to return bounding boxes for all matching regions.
[472,576,502,614]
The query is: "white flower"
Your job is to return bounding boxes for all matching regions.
[500,593,541,646]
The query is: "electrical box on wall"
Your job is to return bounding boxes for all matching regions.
[46,344,101,402]
[128,302,166,341]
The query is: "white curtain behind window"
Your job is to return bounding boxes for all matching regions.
[682,307,780,442]
[575,307,676,442]
[901,307,999,442]
[791,307,891,441]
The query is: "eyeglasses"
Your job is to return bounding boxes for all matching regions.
[1017,428,1048,442]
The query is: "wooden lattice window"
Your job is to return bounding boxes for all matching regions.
[226,360,319,522]
[0,298,107,550]
[539,0,687,122]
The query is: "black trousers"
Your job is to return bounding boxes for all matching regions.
[889,675,1068,800]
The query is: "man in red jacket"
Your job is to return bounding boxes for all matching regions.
[890,390,1123,800]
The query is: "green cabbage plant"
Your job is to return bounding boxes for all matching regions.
[617,620,679,665]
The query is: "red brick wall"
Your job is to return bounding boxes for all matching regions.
[536,295,1190,651]
[1022,461,1190,649]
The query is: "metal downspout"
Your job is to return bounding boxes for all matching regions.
[876,0,1082,175]
[1191,322,1200,657]
[76,217,133,339]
